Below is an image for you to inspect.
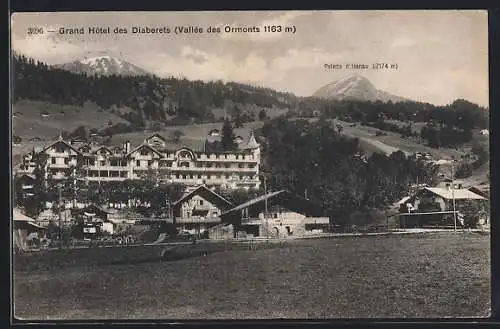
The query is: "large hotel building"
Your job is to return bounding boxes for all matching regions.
[16,130,261,190]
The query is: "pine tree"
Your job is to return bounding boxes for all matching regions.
[221,118,237,151]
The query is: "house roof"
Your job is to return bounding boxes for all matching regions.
[41,137,82,155]
[126,143,164,157]
[221,190,323,218]
[242,130,259,149]
[467,185,490,198]
[173,185,233,209]
[13,208,46,230]
[421,187,486,200]
[146,133,167,141]
[13,208,35,221]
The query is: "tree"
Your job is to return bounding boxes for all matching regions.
[234,113,244,128]
[69,126,87,140]
[258,109,267,121]
[170,130,184,143]
[21,152,49,219]
[221,118,237,151]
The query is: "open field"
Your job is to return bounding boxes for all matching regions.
[13,232,490,320]
[12,100,130,141]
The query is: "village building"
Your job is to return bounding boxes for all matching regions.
[219,190,330,239]
[399,186,488,228]
[15,131,262,191]
[468,185,490,199]
[171,185,234,235]
[13,208,45,253]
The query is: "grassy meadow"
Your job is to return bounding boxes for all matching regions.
[13,232,490,320]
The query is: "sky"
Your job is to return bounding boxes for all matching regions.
[11,10,489,107]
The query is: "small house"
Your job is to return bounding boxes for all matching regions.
[400,186,488,228]
[208,129,220,137]
[172,185,234,236]
[13,208,46,253]
[220,190,329,239]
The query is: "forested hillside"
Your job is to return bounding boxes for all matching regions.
[11,54,298,127]
[12,53,488,151]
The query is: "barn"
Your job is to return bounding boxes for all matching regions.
[13,208,45,253]
[220,190,329,238]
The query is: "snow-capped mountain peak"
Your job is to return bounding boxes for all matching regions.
[54,55,150,77]
[313,74,407,103]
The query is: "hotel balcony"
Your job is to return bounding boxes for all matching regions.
[85,165,130,171]
[167,217,222,224]
[47,163,72,169]
[195,155,256,162]
[45,152,73,157]
[86,176,128,182]
[50,173,70,180]
[173,166,258,173]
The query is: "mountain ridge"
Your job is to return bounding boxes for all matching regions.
[313,74,408,103]
[53,55,151,77]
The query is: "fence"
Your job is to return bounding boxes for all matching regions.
[329,224,403,234]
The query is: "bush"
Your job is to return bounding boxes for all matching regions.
[454,163,474,179]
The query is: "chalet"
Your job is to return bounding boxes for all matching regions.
[171,185,234,235]
[468,185,490,199]
[73,205,117,235]
[14,173,36,195]
[220,190,329,239]
[208,129,220,137]
[399,186,488,228]
[13,208,45,253]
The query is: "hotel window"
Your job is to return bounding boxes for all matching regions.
[199,200,204,205]
[100,161,106,166]
[51,158,56,164]
[224,163,230,168]
[136,160,140,167]
[120,172,127,178]
[148,160,153,167]
[64,158,69,165]
[89,159,95,166]
[224,154,227,159]
[215,154,220,159]
[140,149,149,156]
[238,163,244,168]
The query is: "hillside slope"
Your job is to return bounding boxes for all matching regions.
[11,100,131,142]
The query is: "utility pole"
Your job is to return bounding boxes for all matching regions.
[263,173,268,241]
[58,184,63,250]
[451,160,457,232]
